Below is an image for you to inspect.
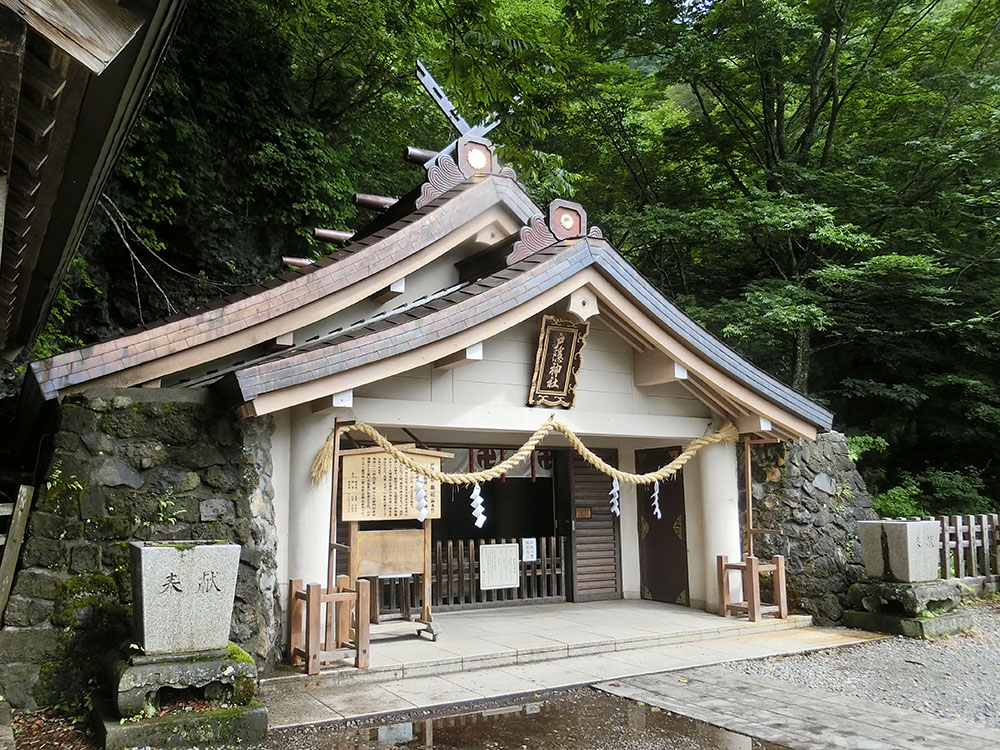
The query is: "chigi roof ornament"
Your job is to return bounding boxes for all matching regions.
[413,60,516,208]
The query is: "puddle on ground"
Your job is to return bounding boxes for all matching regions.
[268,688,785,749]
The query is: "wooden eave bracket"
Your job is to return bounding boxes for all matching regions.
[434,342,483,371]
[371,277,405,304]
[633,349,688,387]
[735,414,773,435]
[1,0,145,75]
[311,389,354,415]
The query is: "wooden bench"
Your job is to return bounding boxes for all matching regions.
[717,554,788,622]
[288,575,370,675]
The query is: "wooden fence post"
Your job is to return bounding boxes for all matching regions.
[355,578,370,669]
[288,579,303,665]
[305,583,321,676]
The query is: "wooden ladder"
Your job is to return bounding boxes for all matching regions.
[0,486,34,621]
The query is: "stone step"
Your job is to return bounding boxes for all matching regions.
[261,613,814,696]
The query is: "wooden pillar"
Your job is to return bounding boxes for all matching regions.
[287,578,303,665]
[305,583,321,675]
[355,578,370,668]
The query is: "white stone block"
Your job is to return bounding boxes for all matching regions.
[857,521,939,582]
[130,541,241,655]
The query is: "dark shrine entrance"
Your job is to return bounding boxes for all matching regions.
[343,444,627,618]
[635,447,689,605]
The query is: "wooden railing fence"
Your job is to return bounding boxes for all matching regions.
[370,535,567,618]
[935,514,999,580]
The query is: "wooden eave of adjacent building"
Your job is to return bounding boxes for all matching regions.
[0,0,188,357]
[225,235,833,439]
[29,172,536,398]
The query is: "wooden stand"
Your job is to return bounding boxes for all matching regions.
[717,554,788,622]
[288,576,370,675]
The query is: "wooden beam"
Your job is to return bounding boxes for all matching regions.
[310,389,354,414]
[0,6,25,262]
[0,485,33,618]
[314,228,352,244]
[16,96,52,137]
[405,146,437,164]
[21,52,63,100]
[370,277,404,304]
[354,193,397,211]
[633,349,687,387]
[434,342,483,371]
[736,414,773,435]
[1,0,144,74]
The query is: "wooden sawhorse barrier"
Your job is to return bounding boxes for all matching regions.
[717,555,788,621]
[288,576,370,675]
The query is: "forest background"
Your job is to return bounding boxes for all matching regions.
[13,0,1000,517]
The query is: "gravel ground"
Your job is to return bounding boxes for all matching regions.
[721,596,1000,728]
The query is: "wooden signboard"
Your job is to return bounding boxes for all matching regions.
[356,529,425,578]
[479,543,521,590]
[527,315,589,408]
[340,446,449,521]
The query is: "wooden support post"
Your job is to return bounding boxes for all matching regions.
[305,583,321,675]
[939,517,951,580]
[325,418,346,647]
[744,437,753,557]
[335,574,350,648]
[717,554,730,618]
[772,555,788,618]
[744,556,761,622]
[421,520,433,624]
[287,579,303,665]
[348,521,359,588]
[355,578,370,668]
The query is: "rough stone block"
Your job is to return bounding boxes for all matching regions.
[857,520,939,582]
[20,538,68,569]
[200,497,235,524]
[0,663,41,709]
[81,432,116,455]
[97,700,267,750]
[11,568,69,600]
[846,579,961,617]
[110,646,258,719]
[130,542,240,655]
[69,542,103,573]
[843,608,975,639]
[2,596,54,627]
[92,457,144,489]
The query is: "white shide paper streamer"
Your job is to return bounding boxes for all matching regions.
[651,480,662,520]
[470,482,487,528]
[414,475,429,522]
[608,477,621,517]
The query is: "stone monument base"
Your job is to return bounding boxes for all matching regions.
[95,695,268,750]
[844,579,972,638]
[108,645,260,719]
[101,642,266,748]
[843,609,975,639]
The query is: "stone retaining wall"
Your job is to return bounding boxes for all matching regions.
[0,388,280,708]
[746,431,878,624]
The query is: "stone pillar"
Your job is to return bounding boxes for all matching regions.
[287,405,334,587]
[698,439,743,613]
[618,445,641,599]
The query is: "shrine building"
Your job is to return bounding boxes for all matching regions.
[26,131,832,629]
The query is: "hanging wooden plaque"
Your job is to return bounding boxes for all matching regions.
[527,315,589,408]
[340,446,452,522]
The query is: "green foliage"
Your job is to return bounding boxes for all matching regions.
[872,484,925,519]
[845,435,888,464]
[28,0,1000,516]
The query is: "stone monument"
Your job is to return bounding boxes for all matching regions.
[844,520,973,638]
[98,542,268,750]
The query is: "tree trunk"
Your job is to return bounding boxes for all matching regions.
[792,324,811,393]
